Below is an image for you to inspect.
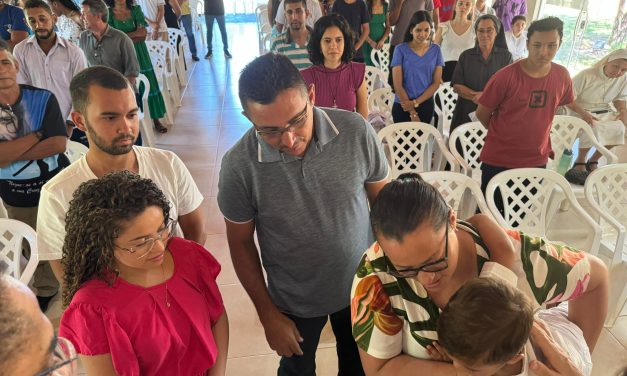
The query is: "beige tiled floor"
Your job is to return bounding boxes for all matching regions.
[45,21,627,375]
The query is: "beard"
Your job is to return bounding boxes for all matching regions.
[85,121,136,155]
[35,28,54,40]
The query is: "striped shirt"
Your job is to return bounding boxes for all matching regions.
[271,31,312,70]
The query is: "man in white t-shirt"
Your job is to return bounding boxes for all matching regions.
[505,15,528,61]
[37,66,206,282]
[137,0,168,40]
[274,0,322,32]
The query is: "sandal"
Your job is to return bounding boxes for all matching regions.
[586,161,598,172]
[154,121,168,133]
[565,163,590,185]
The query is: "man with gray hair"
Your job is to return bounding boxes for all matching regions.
[0,39,68,312]
[79,0,139,85]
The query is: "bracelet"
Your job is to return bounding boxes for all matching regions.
[413,99,420,108]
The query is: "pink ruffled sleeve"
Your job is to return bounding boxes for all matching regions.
[179,240,225,326]
[59,302,140,375]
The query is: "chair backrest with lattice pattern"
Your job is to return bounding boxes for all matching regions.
[0,219,38,283]
[486,168,591,236]
[548,115,620,171]
[146,41,176,75]
[368,87,394,123]
[364,66,389,98]
[448,121,486,173]
[370,44,390,75]
[434,82,457,136]
[421,171,492,218]
[378,122,449,178]
[585,164,627,229]
[148,51,167,87]
[168,28,189,57]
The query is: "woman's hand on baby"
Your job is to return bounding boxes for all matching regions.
[427,341,452,363]
[529,320,584,376]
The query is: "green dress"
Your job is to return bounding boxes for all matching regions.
[108,6,166,119]
[362,3,388,66]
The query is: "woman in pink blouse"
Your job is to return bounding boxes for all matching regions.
[59,171,228,376]
[301,14,369,119]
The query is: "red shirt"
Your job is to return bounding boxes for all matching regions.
[59,238,224,376]
[438,0,455,22]
[478,61,574,168]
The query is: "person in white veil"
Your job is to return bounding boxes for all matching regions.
[565,48,627,183]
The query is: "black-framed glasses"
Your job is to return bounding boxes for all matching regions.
[0,103,18,136]
[34,336,77,376]
[115,218,177,259]
[254,102,309,138]
[386,224,449,278]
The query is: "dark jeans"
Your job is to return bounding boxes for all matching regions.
[205,14,229,52]
[180,14,198,56]
[480,162,545,217]
[391,97,435,124]
[278,306,364,376]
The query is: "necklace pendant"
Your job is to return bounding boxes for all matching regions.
[332,100,338,109]
[166,302,171,308]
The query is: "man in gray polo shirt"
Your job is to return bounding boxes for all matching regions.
[218,53,389,376]
[79,0,139,85]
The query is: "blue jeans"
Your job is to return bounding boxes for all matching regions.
[205,14,229,52]
[179,14,197,56]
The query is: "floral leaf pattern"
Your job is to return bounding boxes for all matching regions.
[350,221,592,360]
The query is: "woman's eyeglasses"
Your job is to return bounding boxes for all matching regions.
[115,218,177,259]
[386,224,449,279]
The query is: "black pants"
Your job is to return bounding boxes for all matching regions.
[442,61,457,83]
[388,44,396,89]
[480,163,545,217]
[278,306,364,376]
[392,97,435,124]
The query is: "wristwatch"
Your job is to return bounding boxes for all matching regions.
[413,99,420,108]
[34,130,44,140]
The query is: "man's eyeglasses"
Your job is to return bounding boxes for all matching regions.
[115,218,177,259]
[0,103,18,136]
[34,336,77,376]
[477,27,495,34]
[254,102,309,139]
[386,224,449,278]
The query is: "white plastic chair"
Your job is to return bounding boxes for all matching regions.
[64,140,88,163]
[448,121,486,179]
[364,66,390,99]
[167,27,190,86]
[191,0,205,48]
[136,74,157,147]
[550,115,618,171]
[584,163,627,266]
[421,171,492,219]
[367,87,394,126]
[260,30,272,54]
[583,164,627,326]
[434,82,457,138]
[0,218,38,284]
[485,168,601,256]
[146,40,182,107]
[148,50,177,125]
[370,43,390,77]
[377,122,460,179]
[0,198,7,218]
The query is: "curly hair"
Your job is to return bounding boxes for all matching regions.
[62,170,171,307]
[307,14,355,66]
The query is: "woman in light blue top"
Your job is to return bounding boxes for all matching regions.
[391,10,444,124]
